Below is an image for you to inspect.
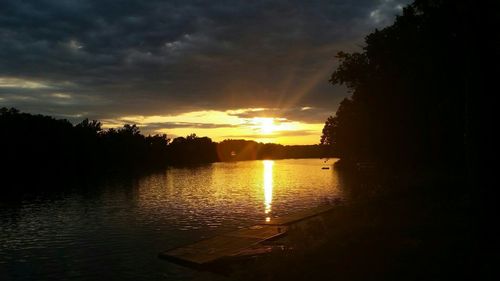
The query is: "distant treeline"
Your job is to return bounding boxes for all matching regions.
[1,107,331,182]
[217,139,328,161]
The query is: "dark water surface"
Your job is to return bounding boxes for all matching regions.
[0,159,343,281]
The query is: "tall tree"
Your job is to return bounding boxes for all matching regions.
[321,0,483,171]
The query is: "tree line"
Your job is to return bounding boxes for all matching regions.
[1,107,332,186]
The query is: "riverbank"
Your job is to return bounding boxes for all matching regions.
[206,171,486,281]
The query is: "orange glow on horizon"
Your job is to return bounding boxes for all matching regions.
[101,108,324,145]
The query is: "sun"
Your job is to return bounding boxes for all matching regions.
[254,117,276,134]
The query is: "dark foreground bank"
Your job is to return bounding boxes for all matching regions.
[200,169,492,281]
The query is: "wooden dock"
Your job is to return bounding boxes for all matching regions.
[159,225,286,266]
[262,205,334,226]
[158,205,334,267]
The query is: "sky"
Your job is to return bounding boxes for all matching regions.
[0,0,410,144]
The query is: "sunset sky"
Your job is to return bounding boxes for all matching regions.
[0,0,409,144]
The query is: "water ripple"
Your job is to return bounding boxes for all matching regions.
[0,159,342,281]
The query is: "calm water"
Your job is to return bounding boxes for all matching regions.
[0,159,343,281]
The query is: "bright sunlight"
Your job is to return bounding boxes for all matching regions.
[253,117,276,134]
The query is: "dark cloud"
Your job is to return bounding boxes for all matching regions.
[0,0,411,122]
[227,106,342,123]
[136,122,236,130]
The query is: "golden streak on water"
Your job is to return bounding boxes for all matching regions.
[263,160,274,221]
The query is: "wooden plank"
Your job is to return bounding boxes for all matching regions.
[261,205,334,226]
[225,225,287,239]
[159,236,262,265]
[159,225,287,265]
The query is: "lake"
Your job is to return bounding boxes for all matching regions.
[0,158,343,281]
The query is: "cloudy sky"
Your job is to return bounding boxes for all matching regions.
[0,0,410,144]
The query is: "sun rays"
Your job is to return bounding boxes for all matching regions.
[101,108,324,145]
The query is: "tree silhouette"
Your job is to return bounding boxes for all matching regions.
[1,107,334,193]
[321,0,482,172]
[0,108,174,190]
[76,118,102,134]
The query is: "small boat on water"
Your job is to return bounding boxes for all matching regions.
[321,158,331,169]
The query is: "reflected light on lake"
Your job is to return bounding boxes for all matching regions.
[0,159,343,281]
[263,160,274,221]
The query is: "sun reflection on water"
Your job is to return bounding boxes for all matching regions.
[263,160,274,221]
